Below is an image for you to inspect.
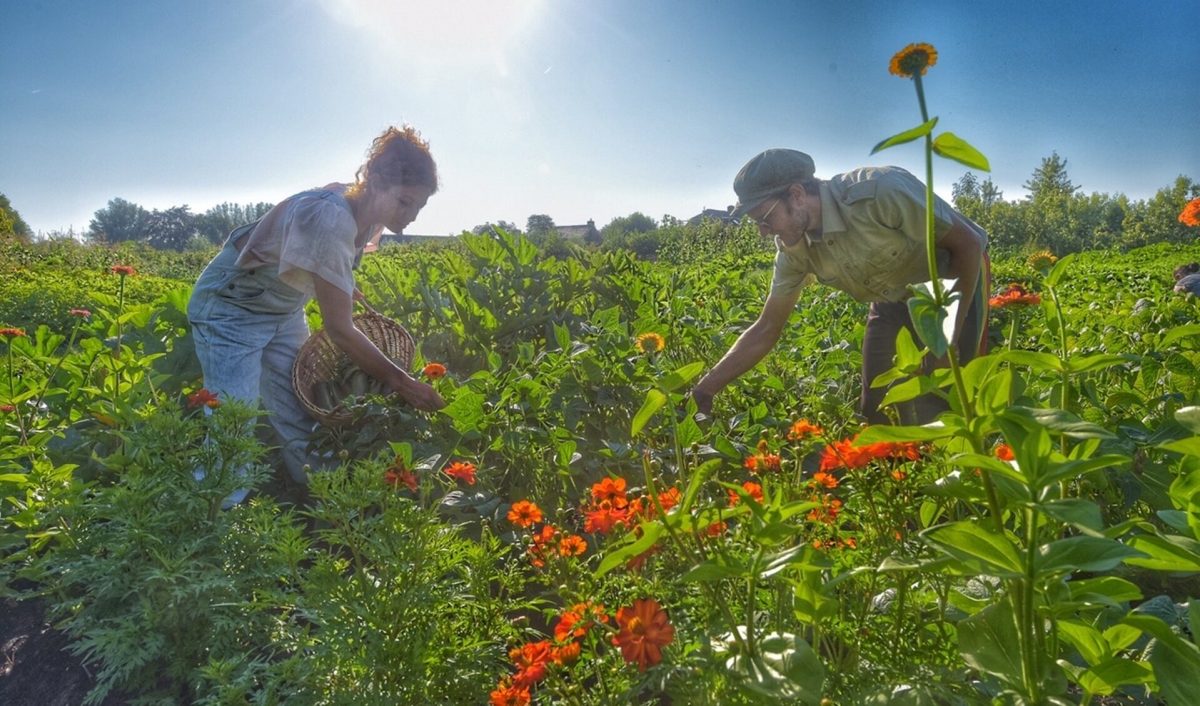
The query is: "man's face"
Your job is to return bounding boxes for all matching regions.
[749,186,808,240]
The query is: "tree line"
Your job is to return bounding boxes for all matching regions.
[4,152,1195,256]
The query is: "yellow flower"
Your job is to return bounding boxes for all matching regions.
[889,43,938,77]
[1026,249,1058,271]
[635,332,665,353]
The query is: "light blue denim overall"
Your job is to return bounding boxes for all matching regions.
[187,189,353,486]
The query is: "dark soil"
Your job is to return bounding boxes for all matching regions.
[0,596,126,706]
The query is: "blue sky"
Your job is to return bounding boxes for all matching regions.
[3,0,1198,237]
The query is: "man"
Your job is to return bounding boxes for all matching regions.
[691,148,988,424]
[1173,263,1200,296]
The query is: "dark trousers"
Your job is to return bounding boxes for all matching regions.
[860,279,987,425]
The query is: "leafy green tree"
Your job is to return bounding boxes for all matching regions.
[144,205,200,250]
[1023,151,1080,202]
[600,212,657,246]
[89,197,150,243]
[0,193,32,241]
[525,214,556,238]
[472,220,521,237]
[196,202,274,244]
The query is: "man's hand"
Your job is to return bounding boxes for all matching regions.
[690,388,714,416]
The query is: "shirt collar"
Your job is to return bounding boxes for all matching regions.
[810,181,847,243]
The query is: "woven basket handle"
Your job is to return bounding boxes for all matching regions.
[352,288,380,316]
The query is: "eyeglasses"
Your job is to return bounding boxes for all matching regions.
[754,197,782,227]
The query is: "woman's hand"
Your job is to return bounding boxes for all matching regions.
[396,377,446,411]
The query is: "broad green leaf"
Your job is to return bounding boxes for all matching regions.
[1038,498,1104,534]
[1124,533,1200,571]
[870,117,938,154]
[1121,614,1200,706]
[440,390,486,433]
[1161,324,1200,348]
[631,389,668,437]
[932,132,991,171]
[906,282,953,357]
[1175,406,1200,434]
[1065,353,1131,374]
[683,556,748,582]
[924,520,1023,576]
[996,349,1063,373]
[1161,436,1200,458]
[958,602,1025,687]
[856,422,954,444]
[659,361,705,393]
[879,375,941,408]
[1057,619,1107,665]
[1036,536,1145,575]
[1076,659,1154,695]
[1003,406,1117,440]
[1044,253,1074,288]
[595,522,664,577]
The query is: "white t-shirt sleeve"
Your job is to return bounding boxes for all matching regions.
[276,195,358,295]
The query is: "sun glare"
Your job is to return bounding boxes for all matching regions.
[318,0,544,74]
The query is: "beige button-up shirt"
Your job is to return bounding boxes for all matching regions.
[769,166,970,303]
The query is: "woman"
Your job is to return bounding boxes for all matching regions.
[187,125,446,495]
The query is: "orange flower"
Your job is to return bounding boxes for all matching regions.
[186,388,220,409]
[509,640,552,687]
[703,521,728,537]
[422,362,447,379]
[583,502,628,534]
[489,683,530,706]
[550,641,581,665]
[0,404,14,413]
[0,327,26,338]
[384,464,418,492]
[109,264,136,276]
[657,486,681,513]
[889,42,938,77]
[527,524,560,568]
[558,534,587,557]
[613,599,675,672]
[554,602,609,643]
[591,476,629,508]
[744,453,782,474]
[819,436,921,472]
[727,481,764,506]
[1179,198,1200,227]
[994,443,1015,461]
[891,469,907,481]
[68,308,91,318]
[507,500,543,528]
[787,419,824,441]
[812,471,839,489]
[807,495,843,524]
[443,461,477,485]
[989,283,1041,309]
[635,332,665,353]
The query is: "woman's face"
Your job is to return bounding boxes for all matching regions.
[368,182,434,234]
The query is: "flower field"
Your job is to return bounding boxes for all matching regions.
[2,229,1200,705]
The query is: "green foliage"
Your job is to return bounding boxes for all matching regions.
[0,192,32,240]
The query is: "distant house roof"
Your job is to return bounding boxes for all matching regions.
[557,219,600,243]
[687,206,737,226]
[375,233,456,248]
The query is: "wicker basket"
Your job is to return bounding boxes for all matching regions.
[292,308,415,426]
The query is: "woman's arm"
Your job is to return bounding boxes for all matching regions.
[313,276,446,411]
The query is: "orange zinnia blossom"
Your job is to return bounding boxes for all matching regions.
[989,283,1041,309]
[558,534,587,557]
[994,443,1015,461]
[109,264,136,276]
[0,327,26,338]
[186,388,220,409]
[744,453,782,474]
[384,467,418,492]
[584,502,628,534]
[509,640,552,687]
[657,486,681,512]
[1179,198,1200,227]
[554,602,609,642]
[0,404,15,413]
[591,476,629,507]
[889,42,938,77]
[444,461,477,485]
[812,471,839,489]
[727,481,764,506]
[422,362,447,379]
[891,469,908,481]
[489,683,531,706]
[807,495,843,524]
[703,521,728,537]
[507,500,543,528]
[788,419,824,441]
[550,641,581,665]
[613,599,675,672]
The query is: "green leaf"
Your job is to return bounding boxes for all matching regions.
[870,117,938,154]
[1161,324,1200,348]
[924,520,1023,577]
[1077,658,1154,695]
[1122,614,1200,706]
[855,422,955,444]
[1036,536,1145,575]
[906,281,951,357]
[1038,498,1104,534]
[1044,253,1074,288]
[1175,407,1200,434]
[440,390,486,433]
[1124,533,1200,571]
[682,555,748,582]
[594,522,664,577]
[631,389,668,437]
[659,361,705,393]
[931,132,991,171]
[1065,353,1131,374]
[958,602,1025,688]
[1057,619,1107,665]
